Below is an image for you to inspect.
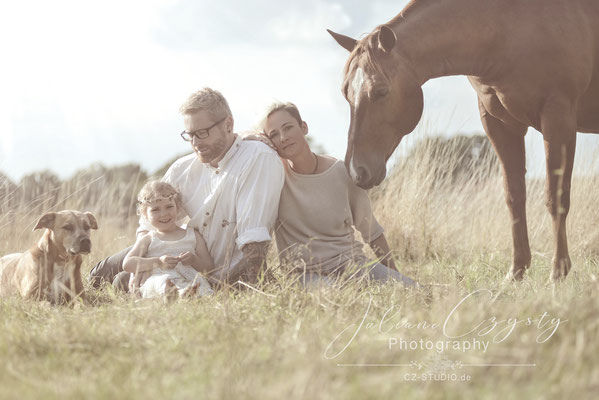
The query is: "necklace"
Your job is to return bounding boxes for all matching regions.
[311,152,319,174]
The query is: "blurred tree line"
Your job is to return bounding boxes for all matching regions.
[0,164,146,218]
[0,134,498,217]
[400,134,500,186]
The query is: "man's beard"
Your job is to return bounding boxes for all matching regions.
[194,134,226,164]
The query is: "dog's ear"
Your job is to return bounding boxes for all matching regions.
[33,212,56,231]
[85,212,98,230]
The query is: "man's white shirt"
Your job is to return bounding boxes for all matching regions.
[139,136,284,280]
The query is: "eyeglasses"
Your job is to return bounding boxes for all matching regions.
[180,116,227,141]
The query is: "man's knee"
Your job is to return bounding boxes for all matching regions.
[88,246,132,288]
[89,260,110,289]
[112,271,131,293]
[89,272,102,289]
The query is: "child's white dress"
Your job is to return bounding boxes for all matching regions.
[136,228,213,298]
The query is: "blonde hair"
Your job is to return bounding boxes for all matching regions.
[179,87,232,121]
[258,101,303,132]
[136,181,183,217]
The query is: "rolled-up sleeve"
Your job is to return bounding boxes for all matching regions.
[235,152,285,249]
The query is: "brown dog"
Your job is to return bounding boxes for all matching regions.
[0,210,98,304]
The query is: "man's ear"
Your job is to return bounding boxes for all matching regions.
[33,212,56,231]
[85,212,98,230]
[226,115,234,134]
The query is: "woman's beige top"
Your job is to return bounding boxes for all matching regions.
[275,159,384,273]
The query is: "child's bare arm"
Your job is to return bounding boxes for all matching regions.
[123,234,155,274]
[179,230,215,274]
[123,234,178,272]
[123,234,151,293]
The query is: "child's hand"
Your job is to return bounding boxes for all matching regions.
[178,251,197,266]
[179,251,211,274]
[159,255,179,269]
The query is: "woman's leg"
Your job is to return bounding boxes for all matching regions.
[365,262,417,287]
[300,272,335,289]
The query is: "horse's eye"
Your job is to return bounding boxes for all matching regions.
[369,85,390,101]
[63,225,73,231]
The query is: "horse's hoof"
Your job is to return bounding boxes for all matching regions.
[549,258,571,282]
[549,270,568,282]
[504,268,526,282]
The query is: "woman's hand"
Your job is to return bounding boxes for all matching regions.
[241,131,277,151]
[159,255,179,269]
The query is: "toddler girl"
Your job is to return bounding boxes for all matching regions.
[123,181,213,299]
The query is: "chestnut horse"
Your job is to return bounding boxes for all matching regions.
[328,0,599,281]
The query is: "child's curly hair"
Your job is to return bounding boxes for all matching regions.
[136,181,183,216]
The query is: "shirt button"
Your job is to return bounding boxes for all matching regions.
[215,170,219,174]
[203,222,207,227]
[205,212,210,216]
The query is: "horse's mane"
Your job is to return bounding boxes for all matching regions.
[397,0,432,21]
[385,0,440,27]
[342,25,391,86]
[342,0,434,85]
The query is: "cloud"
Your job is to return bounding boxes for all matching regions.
[0,0,476,180]
[151,0,413,50]
[2,0,597,181]
[153,0,352,50]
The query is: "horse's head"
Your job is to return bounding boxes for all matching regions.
[328,26,423,189]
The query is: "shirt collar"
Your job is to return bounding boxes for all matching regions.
[204,134,242,170]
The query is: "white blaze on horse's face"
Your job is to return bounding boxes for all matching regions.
[351,67,365,107]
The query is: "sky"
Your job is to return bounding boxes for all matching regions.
[1,0,598,182]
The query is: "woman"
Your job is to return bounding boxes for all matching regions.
[259,102,416,288]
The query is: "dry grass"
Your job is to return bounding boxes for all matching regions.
[1,137,598,399]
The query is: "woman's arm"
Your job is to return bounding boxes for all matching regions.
[179,230,215,274]
[346,174,394,269]
[369,234,398,271]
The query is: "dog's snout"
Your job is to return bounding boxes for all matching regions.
[79,237,91,252]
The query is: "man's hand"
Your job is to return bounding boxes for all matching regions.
[159,255,179,269]
[222,241,270,284]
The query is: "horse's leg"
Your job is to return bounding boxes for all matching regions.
[541,100,577,281]
[478,98,530,280]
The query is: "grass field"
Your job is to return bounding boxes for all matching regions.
[1,138,598,399]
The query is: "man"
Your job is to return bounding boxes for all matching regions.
[89,88,284,288]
